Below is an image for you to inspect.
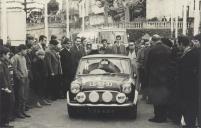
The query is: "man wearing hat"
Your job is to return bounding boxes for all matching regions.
[44,39,62,100]
[145,34,173,123]
[0,46,14,128]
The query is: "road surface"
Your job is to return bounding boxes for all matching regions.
[11,99,178,128]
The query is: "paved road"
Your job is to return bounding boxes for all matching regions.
[11,99,178,128]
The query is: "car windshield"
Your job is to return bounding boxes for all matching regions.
[77,58,131,75]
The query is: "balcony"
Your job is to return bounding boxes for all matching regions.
[86,21,194,30]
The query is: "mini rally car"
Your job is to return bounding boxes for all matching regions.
[67,54,138,118]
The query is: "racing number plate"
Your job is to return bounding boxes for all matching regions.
[89,81,113,88]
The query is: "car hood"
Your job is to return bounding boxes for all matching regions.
[77,75,130,91]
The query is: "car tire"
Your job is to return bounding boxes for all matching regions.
[67,105,78,118]
[127,104,137,119]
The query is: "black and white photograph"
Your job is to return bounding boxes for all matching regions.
[0,0,201,128]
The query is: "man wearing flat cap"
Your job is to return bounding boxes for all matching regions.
[145,34,173,123]
[44,39,62,100]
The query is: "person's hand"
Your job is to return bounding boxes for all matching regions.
[1,88,11,93]
[51,73,55,76]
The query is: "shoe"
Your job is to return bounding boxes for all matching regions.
[46,99,52,103]
[16,113,25,119]
[22,113,31,118]
[36,102,43,108]
[41,100,51,105]
[0,124,14,128]
[148,117,166,123]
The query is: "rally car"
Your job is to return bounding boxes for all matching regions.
[67,54,138,118]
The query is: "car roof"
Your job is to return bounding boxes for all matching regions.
[82,54,130,59]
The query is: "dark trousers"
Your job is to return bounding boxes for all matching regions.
[15,77,29,114]
[0,91,11,125]
[154,105,167,120]
[47,75,61,100]
[9,86,15,119]
[61,75,72,97]
[182,102,198,127]
[33,78,46,100]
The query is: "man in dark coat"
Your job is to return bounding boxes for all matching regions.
[70,37,86,76]
[145,35,173,123]
[178,36,200,128]
[44,40,62,100]
[0,46,14,128]
[60,38,74,97]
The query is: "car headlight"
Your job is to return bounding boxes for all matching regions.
[70,82,81,94]
[116,93,126,104]
[122,83,132,94]
[76,92,86,103]
[102,91,113,103]
[89,91,99,103]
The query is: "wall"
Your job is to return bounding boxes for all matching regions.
[27,23,67,40]
[0,0,26,46]
[146,0,194,19]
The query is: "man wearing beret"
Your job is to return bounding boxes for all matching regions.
[0,45,14,128]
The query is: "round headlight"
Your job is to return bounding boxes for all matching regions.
[122,84,132,94]
[76,92,86,103]
[70,83,80,94]
[89,91,99,103]
[116,93,126,104]
[102,91,113,103]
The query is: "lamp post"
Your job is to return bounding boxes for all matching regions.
[182,1,187,35]
[66,0,70,38]
[175,0,178,39]
[44,0,49,41]
[194,0,200,35]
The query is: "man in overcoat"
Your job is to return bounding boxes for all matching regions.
[145,35,173,123]
[44,40,62,100]
[60,38,74,96]
[178,36,200,128]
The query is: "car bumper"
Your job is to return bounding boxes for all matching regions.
[66,91,138,107]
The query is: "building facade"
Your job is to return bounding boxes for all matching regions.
[0,0,26,45]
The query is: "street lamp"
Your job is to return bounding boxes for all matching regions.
[66,0,70,38]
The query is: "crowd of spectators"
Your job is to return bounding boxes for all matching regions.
[0,33,200,128]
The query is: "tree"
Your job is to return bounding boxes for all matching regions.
[48,0,59,15]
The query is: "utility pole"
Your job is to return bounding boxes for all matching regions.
[1,0,7,43]
[174,0,178,39]
[82,0,85,31]
[66,0,70,38]
[182,1,187,35]
[24,0,27,19]
[104,0,109,26]
[194,0,200,35]
[44,0,49,41]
